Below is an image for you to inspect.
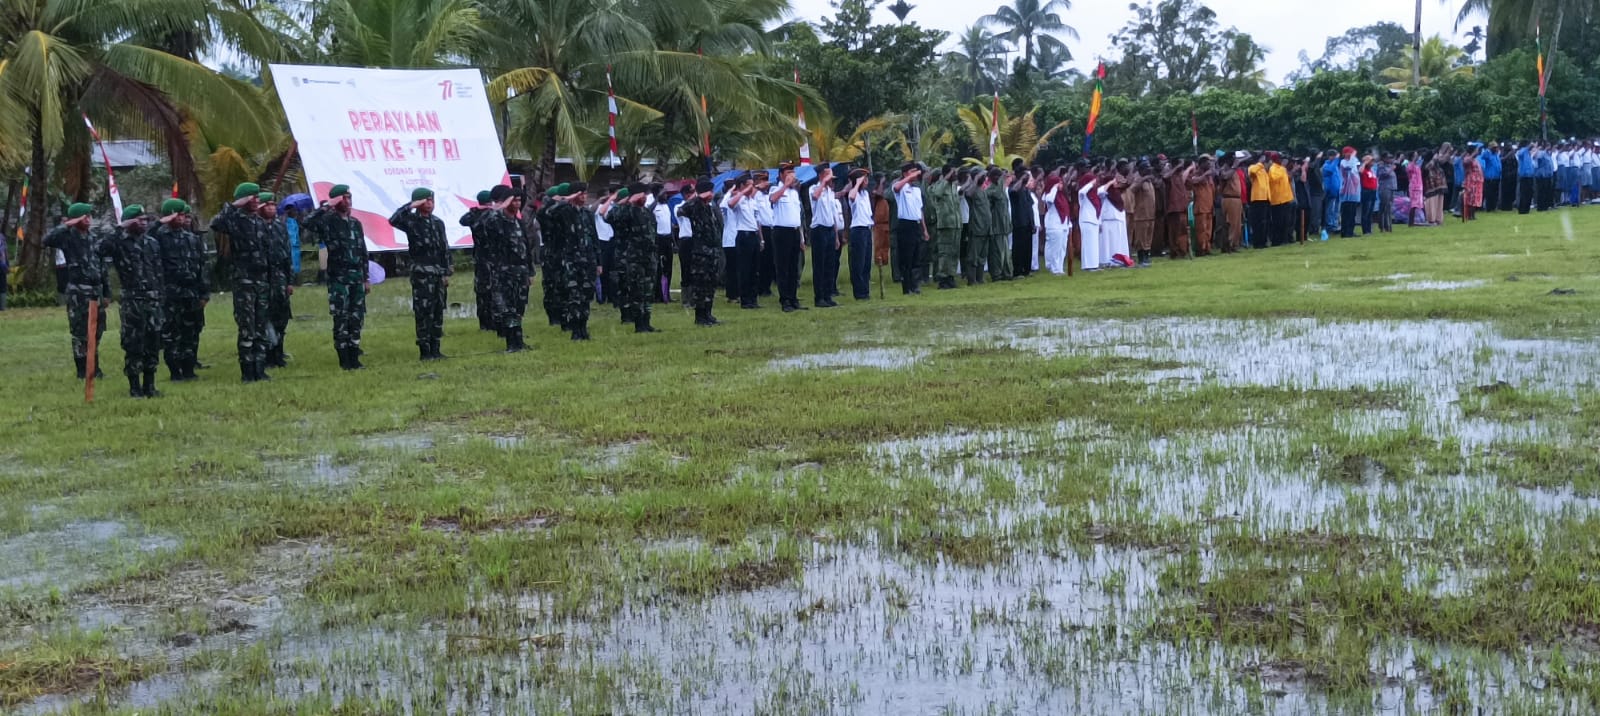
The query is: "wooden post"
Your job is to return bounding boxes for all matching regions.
[84,301,99,403]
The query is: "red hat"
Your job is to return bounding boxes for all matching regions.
[1342,146,1356,154]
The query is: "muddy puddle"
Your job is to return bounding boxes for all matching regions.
[0,521,178,595]
[768,347,928,371]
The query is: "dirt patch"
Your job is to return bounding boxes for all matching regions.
[0,653,150,709]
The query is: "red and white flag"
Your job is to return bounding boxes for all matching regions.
[606,66,619,168]
[82,114,123,217]
[794,67,812,166]
[988,92,1001,164]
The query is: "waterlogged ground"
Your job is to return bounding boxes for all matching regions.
[2,210,1599,714]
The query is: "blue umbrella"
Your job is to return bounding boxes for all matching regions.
[282,193,315,212]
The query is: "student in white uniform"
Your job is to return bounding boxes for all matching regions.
[1040,173,1072,275]
[650,183,674,303]
[593,188,616,302]
[1100,164,1131,267]
[1077,170,1102,271]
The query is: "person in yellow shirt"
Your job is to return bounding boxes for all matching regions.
[1246,153,1273,249]
[1267,153,1295,246]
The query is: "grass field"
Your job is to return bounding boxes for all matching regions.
[1,209,1598,714]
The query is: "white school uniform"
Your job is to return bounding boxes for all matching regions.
[1041,186,1071,275]
[1077,182,1101,270]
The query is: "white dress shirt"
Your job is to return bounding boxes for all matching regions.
[895,184,923,221]
[811,188,843,229]
[768,185,801,227]
[653,202,673,235]
[594,210,613,242]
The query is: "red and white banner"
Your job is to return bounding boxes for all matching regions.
[606,66,620,169]
[83,114,124,218]
[794,67,812,166]
[269,64,510,251]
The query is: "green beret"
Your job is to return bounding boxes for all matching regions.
[613,188,630,199]
[160,199,188,216]
[477,190,492,204]
[67,203,94,220]
[257,192,276,203]
[551,183,570,196]
[411,187,434,201]
[233,182,260,199]
[328,184,351,198]
[121,205,145,221]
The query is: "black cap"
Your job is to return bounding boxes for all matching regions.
[627,182,647,196]
[568,181,588,195]
[901,162,919,173]
[488,185,514,202]
[696,180,714,193]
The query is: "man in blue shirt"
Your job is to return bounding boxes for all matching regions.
[1481,142,1502,212]
[1516,142,1536,214]
[1321,150,1342,235]
[1535,142,1557,211]
[1450,149,1464,215]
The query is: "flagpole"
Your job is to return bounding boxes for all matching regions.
[606,65,620,170]
[1536,24,1549,141]
[82,115,123,218]
[795,67,812,166]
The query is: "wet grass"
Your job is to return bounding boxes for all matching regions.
[1,209,1599,712]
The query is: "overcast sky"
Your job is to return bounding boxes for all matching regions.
[786,0,1486,84]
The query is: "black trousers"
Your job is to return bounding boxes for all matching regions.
[735,231,761,307]
[1483,179,1500,212]
[771,226,802,307]
[756,227,775,295]
[1340,201,1358,238]
[1500,176,1517,212]
[723,246,738,300]
[1517,177,1535,214]
[1248,201,1271,249]
[598,240,616,304]
[1272,204,1294,246]
[655,234,675,302]
[895,219,923,292]
[1011,223,1034,277]
[1306,192,1324,235]
[1537,178,1555,210]
[810,225,839,305]
[848,226,872,300]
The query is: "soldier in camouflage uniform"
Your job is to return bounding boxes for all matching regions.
[98,205,166,398]
[43,203,109,379]
[390,187,454,360]
[153,199,209,382]
[560,183,599,340]
[925,166,964,290]
[606,183,660,333]
[461,189,494,332]
[480,184,532,352]
[211,182,275,382]
[258,193,295,368]
[304,184,370,370]
[678,180,724,326]
[536,185,565,328]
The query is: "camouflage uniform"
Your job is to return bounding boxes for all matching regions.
[678,196,725,325]
[460,207,494,331]
[42,224,109,378]
[480,208,532,350]
[924,179,962,287]
[99,223,166,395]
[210,205,273,379]
[304,207,369,367]
[536,201,563,327]
[154,222,210,380]
[390,205,453,359]
[264,216,294,366]
[605,202,658,331]
[546,201,596,340]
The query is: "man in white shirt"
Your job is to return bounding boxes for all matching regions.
[650,183,674,303]
[753,172,776,298]
[808,165,845,308]
[723,174,763,309]
[845,168,875,301]
[767,163,806,311]
[892,162,928,295]
[593,186,616,305]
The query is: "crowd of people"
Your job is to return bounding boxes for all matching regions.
[29,136,1598,399]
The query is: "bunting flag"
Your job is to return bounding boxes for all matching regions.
[988,92,1001,164]
[794,67,812,165]
[606,65,619,168]
[1084,62,1105,155]
[82,114,123,218]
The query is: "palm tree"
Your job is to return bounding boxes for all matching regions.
[313,0,486,68]
[956,99,1069,166]
[944,26,1011,99]
[0,0,278,289]
[978,0,1078,69]
[1218,32,1271,93]
[1456,0,1598,65]
[1462,25,1486,61]
[887,0,915,22]
[1379,36,1474,89]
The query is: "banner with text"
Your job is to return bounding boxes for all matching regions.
[269,64,509,251]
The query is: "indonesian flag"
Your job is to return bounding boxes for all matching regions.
[82,114,123,218]
[988,92,1000,163]
[606,66,619,168]
[795,67,812,165]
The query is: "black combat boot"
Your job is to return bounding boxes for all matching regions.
[419,343,432,361]
[256,361,272,381]
[93,355,104,378]
[168,357,183,382]
[142,370,160,397]
[571,318,590,341]
[241,361,256,383]
[634,314,658,333]
[129,374,144,398]
[75,356,87,379]
[346,348,364,370]
[694,306,711,326]
[432,340,447,360]
[270,344,289,368]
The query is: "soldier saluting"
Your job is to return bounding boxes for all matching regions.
[153,200,208,383]
[43,203,109,380]
[210,183,274,382]
[390,188,454,361]
[305,184,370,370]
[479,185,532,352]
[98,205,166,398]
[677,180,724,327]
